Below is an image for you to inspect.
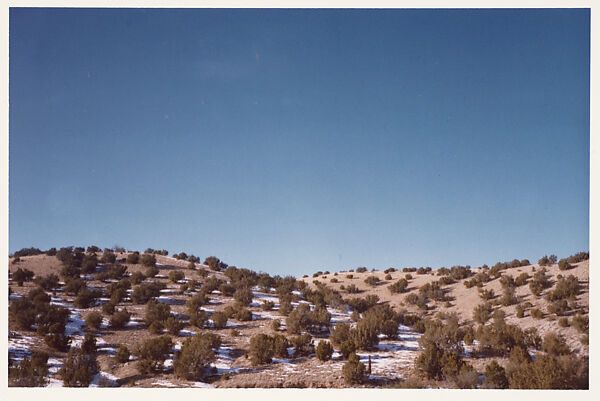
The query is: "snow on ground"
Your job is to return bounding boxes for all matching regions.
[214,345,241,375]
[153,380,178,387]
[125,318,143,328]
[9,293,22,300]
[96,336,118,355]
[47,357,63,375]
[90,371,119,387]
[252,292,279,303]
[192,381,214,388]
[8,333,35,362]
[353,323,422,379]
[157,295,180,305]
[46,378,64,387]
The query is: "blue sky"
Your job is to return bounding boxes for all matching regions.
[9,8,589,276]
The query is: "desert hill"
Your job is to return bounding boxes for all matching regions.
[8,248,589,389]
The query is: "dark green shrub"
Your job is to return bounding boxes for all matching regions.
[81,333,97,355]
[115,345,131,363]
[484,360,508,389]
[131,281,165,304]
[74,288,100,309]
[272,334,289,358]
[547,299,569,316]
[102,301,116,315]
[290,333,314,356]
[478,288,495,300]
[140,253,156,267]
[516,304,525,318]
[126,252,140,264]
[515,272,529,287]
[472,303,492,324]
[261,300,275,311]
[85,311,103,331]
[271,319,281,331]
[101,249,116,264]
[558,259,572,271]
[388,278,408,294]
[173,334,217,380]
[34,273,59,290]
[8,351,49,387]
[168,270,185,283]
[130,271,145,285]
[204,256,227,271]
[212,311,228,329]
[135,335,173,374]
[542,332,571,356]
[316,340,334,361]
[233,287,253,306]
[342,353,365,384]
[12,267,34,285]
[248,334,274,365]
[59,348,99,387]
[165,316,184,335]
[364,276,379,286]
[558,317,569,327]
[546,275,580,301]
[572,315,589,334]
[144,265,159,278]
[145,300,171,326]
[149,320,164,334]
[109,308,131,329]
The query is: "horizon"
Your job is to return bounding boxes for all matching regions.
[9,8,590,277]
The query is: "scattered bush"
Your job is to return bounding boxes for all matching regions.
[109,308,131,329]
[85,312,103,331]
[168,270,185,283]
[9,351,49,387]
[115,345,131,363]
[248,334,275,365]
[388,278,408,294]
[135,335,173,374]
[484,360,508,389]
[316,340,334,361]
[212,311,228,329]
[342,353,365,384]
[173,334,217,381]
[530,308,543,320]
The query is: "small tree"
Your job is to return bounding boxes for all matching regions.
[316,340,334,361]
[169,270,185,283]
[173,334,217,380]
[248,334,274,365]
[484,360,508,388]
[342,353,365,384]
[212,311,228,329]
[59,348,99,387]
[115,345,131,363]
[136,335,173,374]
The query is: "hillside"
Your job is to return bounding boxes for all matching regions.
[8,248,589,389]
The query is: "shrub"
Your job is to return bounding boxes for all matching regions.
[8,351,49,387]
[530,308,543,319]
[271,319,281,331]
[516,304,525,318]
[547,299,569,316]
[478,288,495,300]
[558,259,572,271]
[115,345,131,363]
[189,309,208,328]
[542,332,571,356]
[234,306,252,322]
[145,300,170,326]
[558,317,569,327]
[12,267,34,285]
[342,353,365,384]
[340,339,357,359]
[290,333,314,356]
[131,281,165,304]
[102,301,116,315]
[136,335,173,374]
[149,320,164,334]
[472,303,492,324]
[81,333,97,355]
[212,311,228,329]
[74,288,100,309]
[364,276,379,286]
[168,270,185,283]
[233,287,253,306]
[144,265,159,278]
[529,268,550,296]
[546,275,580,301]
[140,253,156,267]
[248,334,275,365]
[101,249,116,264]
[388,278,408,294]
[165,316,184,335]
[109,308,131,329]
[484,360,508,389]
[514,272,529,287]
[572,315,588,334]
[356,267,367,273]
[204,256,227,271]
[499,287,518,306]
[85,312,103,331]
[316,340,334,361]
[59,348,99,387]
[173,334,217,380]
[129,271,145,285]
[126,252,140,264]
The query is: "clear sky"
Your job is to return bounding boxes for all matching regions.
[9,8,590,276]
